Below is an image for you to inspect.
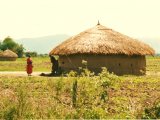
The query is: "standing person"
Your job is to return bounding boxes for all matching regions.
[26,55,33,76]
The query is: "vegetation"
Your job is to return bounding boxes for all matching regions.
[146,56,160,73]
[0,69,159,119]
[0,56,159,119]
[25,51,38,57]
[0,57,51,72]
[0,37,25,58]
[0,56,159,72]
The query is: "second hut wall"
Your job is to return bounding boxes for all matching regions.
[0,57,17,61]
[58,54,146,75]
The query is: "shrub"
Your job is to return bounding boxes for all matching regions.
[142,101,160,119]
[55,77,63,96]
[72,79,78,108]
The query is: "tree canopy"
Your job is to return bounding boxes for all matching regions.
[0,37,25,57]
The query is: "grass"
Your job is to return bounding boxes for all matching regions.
[0,57,51,72]
[0,56,159,72]
[146,56,160,72]
[0,56,159,119]
[0,73,159,119]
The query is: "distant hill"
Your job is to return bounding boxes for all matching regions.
[15,35,160,54]
[139,38,160,54]
[16,34,70,54]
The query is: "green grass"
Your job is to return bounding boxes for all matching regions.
[146,56,160,72]
[0,56,159,72]
[0,56,159,119]
[0,74,159,119]
[0,57,51,72]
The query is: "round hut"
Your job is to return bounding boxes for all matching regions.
[0,49,18,61]
[49,23,155,75]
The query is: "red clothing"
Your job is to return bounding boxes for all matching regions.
[26,58,33,74]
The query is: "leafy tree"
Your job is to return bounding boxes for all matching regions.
[16,44,25,58]
[1,36,25,58]
[1,37,17,51]
[25,51,38,57]
[0,41,2,50]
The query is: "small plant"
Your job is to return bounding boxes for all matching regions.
[98,67,118,102]
[82,60,87,68]
[16,84,29,119]
[83,109,101,119]
[142,101,160,119]
[72,79,78,108]
[67,70,77,77]
[55,76,63,96]
[4,106,17,120]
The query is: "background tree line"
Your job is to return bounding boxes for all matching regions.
[0,36,47,58]
[0,36,24,57]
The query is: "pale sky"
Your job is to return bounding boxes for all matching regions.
[0,0,160,39]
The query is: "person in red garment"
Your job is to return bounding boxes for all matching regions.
[26,55,33,76]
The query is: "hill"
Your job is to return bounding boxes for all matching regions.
[16,36,159,54]
[140,38,160,54]
[16,34,70,54]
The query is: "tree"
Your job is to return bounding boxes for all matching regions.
[25,51,38,57]
[16,44,25,58]
[0,41,2,50]
[1,36,25,58]
[1,37,17,51]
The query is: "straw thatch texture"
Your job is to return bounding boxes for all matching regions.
[0,49,18,61]
[50,24,155,56]
[1,49,18,58]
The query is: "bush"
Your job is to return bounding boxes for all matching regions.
[142,101,160,119]
[0,37,25,57]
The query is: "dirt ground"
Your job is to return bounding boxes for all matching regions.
[0,71,159,77]
[0,71,50,77]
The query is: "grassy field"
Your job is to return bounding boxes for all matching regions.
[0,57,51,72]
[146,56,160,72]
[0,56,160,119]
[0,56,159,72]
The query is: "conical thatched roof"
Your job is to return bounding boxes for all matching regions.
[50,24,155,56]
[0,49,18,58]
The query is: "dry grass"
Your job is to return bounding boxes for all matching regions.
[50,24,155,56]
[0,49,18,58]
[0,56,159,119]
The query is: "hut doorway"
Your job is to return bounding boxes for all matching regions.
[50,56,59,75]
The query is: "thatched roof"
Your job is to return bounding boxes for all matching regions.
[0,49,18,58]
[50,24,155,56]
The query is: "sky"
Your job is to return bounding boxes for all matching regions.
[0,0,160,40]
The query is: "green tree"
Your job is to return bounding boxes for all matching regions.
[16,44,25,58]
[1,37,17,51]
[1,36,25,58]
[25,51,38,57]
[0,41,2,50]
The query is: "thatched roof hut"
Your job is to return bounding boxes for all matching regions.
[50,23,155,75]
[0,49,18,61]
[50,24,154,56]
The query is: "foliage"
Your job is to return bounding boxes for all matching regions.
[0,37,25,58]
[0,71,159,119]
[38,54,49,57]
[25,51,38,57]
[16,44,25,58]
[146,56,160,72]
[55,76,63,96]
[72,79,77,108]
[142,100,160,119]
[0,41,2,50]
[0,57,51,72]
[67,70,77,77]
[0,56,160,119]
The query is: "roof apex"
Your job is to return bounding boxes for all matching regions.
[50,24,155,56]
[97,20,100,25]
